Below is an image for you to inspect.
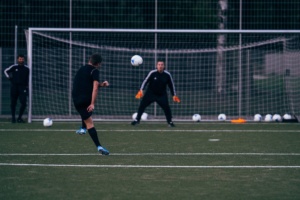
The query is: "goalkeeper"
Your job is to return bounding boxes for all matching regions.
[131,59,180,127]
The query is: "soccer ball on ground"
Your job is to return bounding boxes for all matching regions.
[43,118,53,127]
[131,55,143,66]
[132,112,138,120]
[132,112,148,121]
[264,114,272,122]
[141,113,148,121]
[218,114,226,121]
[272,114,282,122]
[254,114,262,122]
[192,114,201,122]
[283,114,292,120]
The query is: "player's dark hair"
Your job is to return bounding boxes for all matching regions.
[157,59,165,63]
[89,53,102,65]
[17,54,25,59]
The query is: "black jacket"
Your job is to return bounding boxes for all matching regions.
[4,64,29,86]
[140,70,176,96]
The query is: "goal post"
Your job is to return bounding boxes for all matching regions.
[26,28,300,122]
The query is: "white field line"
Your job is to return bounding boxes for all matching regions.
[0,163,299,169]
[1,153,300,156]
[0,129,300,133]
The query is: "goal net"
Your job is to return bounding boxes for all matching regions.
[26,28,300,122]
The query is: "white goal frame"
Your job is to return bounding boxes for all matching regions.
[27,28,300,122]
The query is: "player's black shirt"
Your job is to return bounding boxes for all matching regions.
[140,70,176,96]
[72,64,100,105]
[4,64,29,86]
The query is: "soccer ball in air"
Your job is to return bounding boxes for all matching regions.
[192,114,201,122]
[264,114,272,122]
[131,55,143,66]
[43,118,53,127]
[218,114,226,121]
[254,114,262,122]
[272,114,282,122]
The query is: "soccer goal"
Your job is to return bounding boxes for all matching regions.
[26,28,300,122]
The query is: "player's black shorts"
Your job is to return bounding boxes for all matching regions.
[74,104,92,120]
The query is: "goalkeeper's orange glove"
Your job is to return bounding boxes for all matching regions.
[135,90,143,99]
[173,95,181,103]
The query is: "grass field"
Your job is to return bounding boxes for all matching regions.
[0,121,300,200]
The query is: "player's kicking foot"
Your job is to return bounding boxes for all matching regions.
[168,122,175,127]
[98,146,109,155]
[131,120,139,126]
[76,127,87,135]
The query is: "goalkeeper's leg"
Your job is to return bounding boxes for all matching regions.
[156,95,173,125]
[132,93,154,125]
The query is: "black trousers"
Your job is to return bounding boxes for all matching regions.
[10,85,28,119]
[136,91,172,123]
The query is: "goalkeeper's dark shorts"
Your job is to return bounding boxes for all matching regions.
[74,103,92,120]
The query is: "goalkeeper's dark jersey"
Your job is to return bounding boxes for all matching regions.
[72,64,100,106]
[140,69,176,96]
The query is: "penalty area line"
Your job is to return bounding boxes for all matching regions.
[0,163,300,169]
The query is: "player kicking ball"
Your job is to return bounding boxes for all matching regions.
[132,59,180,127]
[72,53,109,155]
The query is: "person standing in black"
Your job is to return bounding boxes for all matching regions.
[4,54,29,123]
[131,59,181,127]
[72,53,109,155]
